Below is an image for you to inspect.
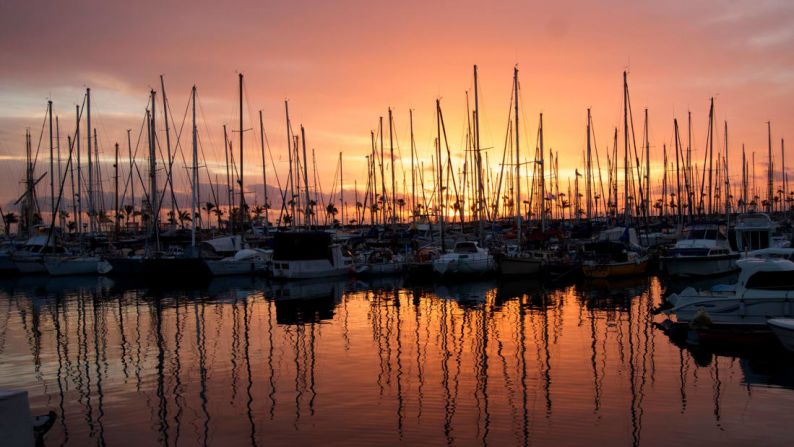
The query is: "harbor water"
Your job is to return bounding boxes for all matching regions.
[0,275,793,446]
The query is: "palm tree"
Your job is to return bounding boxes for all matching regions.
[203,202,216,228]
[178,210,192,229]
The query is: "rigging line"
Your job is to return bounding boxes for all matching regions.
[118,113,148,208]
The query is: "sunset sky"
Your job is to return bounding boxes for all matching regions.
[1,0,792,212]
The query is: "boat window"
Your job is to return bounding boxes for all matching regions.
[745,271,794,290]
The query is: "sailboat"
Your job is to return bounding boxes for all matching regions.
[499,66,542,277]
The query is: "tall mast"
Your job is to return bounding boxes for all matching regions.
[586,108,592,221]
[191,86,198,249]
[75,105,82,234]
[474,65,484,244]
[259,110,268,229]
[623,71,630,223]
[513,66,522,246]
[379,116,386,225]
[238,73,246,232]
[742,144,747,213]
[56,116,64,229]
[300,125,311,228]
[339,151,344,226]
[389,108,396,226]
[724,121,730,222]
[708,98,714,215]
[114,142,120,239]
[768,122,773,213]
[782,138,787,213]
[540,113,546,232]
[687,111,693,221]
[48,100,55,221]
[86,87,94,233]
[436,99,445,252]
[148,90,160,245]
[223,125,232,231]
[410,109,416,223]
[674,119,682,221]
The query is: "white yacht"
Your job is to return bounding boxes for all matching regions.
[271,232,353,279]
[354,249,405,275]
[432,241,496,275]
[12,234,65,274]
[664,257,794,326]
[661,224,738,276]
[734,212,789,253]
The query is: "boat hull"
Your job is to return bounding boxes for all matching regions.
[204,259,265,276]
[670,294,794,326]
[661,254,738,277]
[498,256,542,276]
[433,256,496,275]
[272,259,351,280]
[44,257,101,276]
[582,259,649,279]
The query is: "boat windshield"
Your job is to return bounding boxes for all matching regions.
[745,271,794,290]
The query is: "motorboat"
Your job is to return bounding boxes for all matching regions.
[12,234,65,274]
[734,212,788,253]
[661,224,738,277]
[271,231,353,279]
[432,241,496,275]
[665,257,794,326]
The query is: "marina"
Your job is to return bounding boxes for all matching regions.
[2,1,794,445]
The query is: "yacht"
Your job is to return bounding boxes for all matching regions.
[734,212,789,253]
[12,234,65,274]
[498,245,543,276]
[271,231,353,279]
[354,248,405,275]
[664,257,794,326]
[661,224,738,276]
[432,241,496,275]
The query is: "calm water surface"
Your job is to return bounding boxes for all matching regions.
[1,275,793,446]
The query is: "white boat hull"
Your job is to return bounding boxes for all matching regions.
[433,256,496,275]
[44,257,101,276]
[272,259,351,280]
[669,290,794,326]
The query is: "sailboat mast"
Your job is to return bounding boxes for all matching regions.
[239,73,246,231]
[436,99,445,251]
[114,142,119,238]
[540,113,546,232]
[586,108,592,221]
[410,109,416,223]
[389,108,396,225]
[474,65,484,244]
[191,86,198,249]
[87,87,94,234]
[768,122,773,213]
[285,101,295,228]
[76,105,82,234]
[48,100,55,221]
[339,151,344,226]
[513,66,521,246]
[301,125,311,229]
[623,72,630,222]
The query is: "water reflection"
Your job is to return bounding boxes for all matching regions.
[0,275,792,446]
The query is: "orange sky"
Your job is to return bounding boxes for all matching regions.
[1,0,792,210]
